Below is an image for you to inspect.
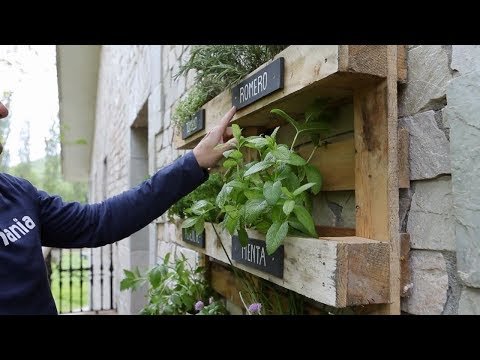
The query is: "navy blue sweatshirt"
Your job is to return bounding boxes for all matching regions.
[0,151,208,315]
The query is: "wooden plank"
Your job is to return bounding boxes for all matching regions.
[353,45,400,314]
[400,233,412,297]
[397,45,408,83]
[316,226,355,237]
[210,261,244,306]
[175,222,390,308]
[175,45,392,150]
[339,45,388,78]
[211,261,323,314]
[398,127,410,189]
[297,136,355,191]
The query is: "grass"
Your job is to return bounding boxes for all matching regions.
[49,249,90,313]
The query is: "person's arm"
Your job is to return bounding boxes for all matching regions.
[38,106,237,249]
[39,151,208,248]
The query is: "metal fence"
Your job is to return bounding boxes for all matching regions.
[45,245,115,314]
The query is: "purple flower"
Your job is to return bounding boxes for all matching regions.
[194,300,204,311]
[248,303,262,314]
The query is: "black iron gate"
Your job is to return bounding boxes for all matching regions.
[45,245,115,314]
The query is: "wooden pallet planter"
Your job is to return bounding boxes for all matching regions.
[174,45,406,150]
[174,45,405,314]
[176,223,389,308]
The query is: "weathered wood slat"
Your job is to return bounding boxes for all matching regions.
[175,222,390,308]
[175,45,406,149]
[353,45,400,314]
[297,137,355,191]
[398,128,410,189]
[210,261,328,315]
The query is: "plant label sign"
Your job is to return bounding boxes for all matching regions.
[181,109,205,140]
[231,57,285,110]
[182,228,205,248]
[231,235,284,278]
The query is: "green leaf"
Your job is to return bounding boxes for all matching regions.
[292,182,317,197]
[254,221,271,233]
[283,200,295,216]
[194,217,205,235]
[263,180,282,206]
[271,147,291,162]
[285,172,300,191]
[270,109,300,130]
[232,124,241,140]
[163,252,171,265]
[243,161,274,177]
[293,205,317,238]
[189,200,209,215]
[226,179,246,189]
[229,150,243,160]
[277,164,292,181]
[244,190,264,200]
[149,266,163,288]
[270,126,280,140]
[305,164,323,194]
[238,226,249,247]
[245,137,268,149]
[224,214,238,235]
[289,218,309,235]
[287,152,307,166]
[245,199,269,224]
[298,122,329,133]
[266,221,288,255]
[271,206,284,223]
[223,149,234,158]
[181,217,198,229]
[297,166,306,182]
[216,185,233,207]
[263,152,275,163]
[223,159,237,169]
[281,187,293,199]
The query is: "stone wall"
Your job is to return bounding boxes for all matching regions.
[399,45,480,315]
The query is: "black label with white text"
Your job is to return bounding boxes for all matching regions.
[231,235,284,278]
[182,109,205,139]
[231,57,284,110]
[182,228,205,248]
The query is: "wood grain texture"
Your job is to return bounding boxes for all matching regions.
[210,261,244,306]
[398,127,410,189]
[316,226,356,237]
[339,45,388,78]
[397,45,408,83]
[353,45,400,314]
[297,137,355,191]
[175,222,390,308]
[400,233,412,297]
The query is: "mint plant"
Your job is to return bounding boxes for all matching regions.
[120,252,227,315]
[183,100,332,255]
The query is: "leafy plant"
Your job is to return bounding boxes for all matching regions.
[183,100,332,255]
[236,269,305,315]
[172,45,288,129]
[120,252,227,315]
[167,172,223,222]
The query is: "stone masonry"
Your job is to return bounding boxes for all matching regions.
[399,45,480,314]
[90,45,198,314]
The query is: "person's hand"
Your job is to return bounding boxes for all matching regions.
[193,106,237,169]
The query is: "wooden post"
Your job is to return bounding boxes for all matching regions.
[353,45,400,314]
